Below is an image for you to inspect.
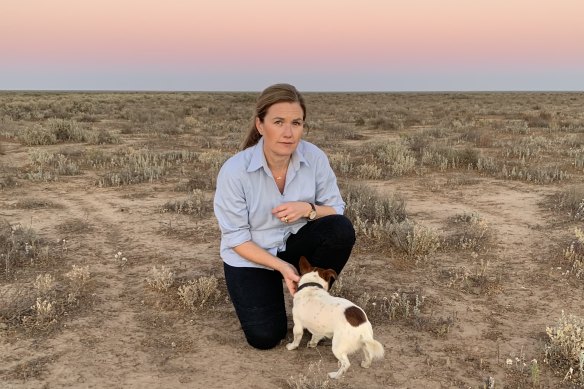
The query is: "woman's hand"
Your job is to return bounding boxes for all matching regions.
[278,262,300,295]
[233,242,300,295]
[272,201,312,224]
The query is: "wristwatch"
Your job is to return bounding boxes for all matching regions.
[306,202,317,221]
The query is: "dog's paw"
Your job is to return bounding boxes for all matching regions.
[286,343,298,351]
[307,341,318,348]
[328,371,342,379]
[361,360,372,369]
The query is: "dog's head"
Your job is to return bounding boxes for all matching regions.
[298,256,338,291]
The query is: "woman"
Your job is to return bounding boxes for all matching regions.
[214,83,356,350]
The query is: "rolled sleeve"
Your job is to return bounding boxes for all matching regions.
[221,228,251,249]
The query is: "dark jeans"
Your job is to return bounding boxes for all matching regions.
[223,214,356,350]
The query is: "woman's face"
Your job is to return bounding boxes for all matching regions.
[256,101,304,161]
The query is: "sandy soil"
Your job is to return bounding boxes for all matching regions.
[1,112,584,388]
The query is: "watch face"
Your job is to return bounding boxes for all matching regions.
[308,210,317,220]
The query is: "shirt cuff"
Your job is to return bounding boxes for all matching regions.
[332,204,345,215]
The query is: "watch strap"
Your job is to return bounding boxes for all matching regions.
[307,202,317,220]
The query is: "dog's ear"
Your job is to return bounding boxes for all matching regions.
[299,256,313,275]
[322,269,338,284]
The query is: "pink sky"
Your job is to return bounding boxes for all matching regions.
[1,0,583,90]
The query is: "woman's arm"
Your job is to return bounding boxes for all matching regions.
[271,201,336,223]
[233,241,300,295]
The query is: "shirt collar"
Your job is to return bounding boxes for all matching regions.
[247,137,265,173]
[247,137,309,174]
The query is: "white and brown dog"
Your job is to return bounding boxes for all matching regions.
[286,256,384,379]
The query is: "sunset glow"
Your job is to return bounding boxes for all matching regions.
[1,0,583,91]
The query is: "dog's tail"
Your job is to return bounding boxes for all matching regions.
[363,337,385,360]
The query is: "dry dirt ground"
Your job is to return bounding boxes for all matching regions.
[1,92,584,388]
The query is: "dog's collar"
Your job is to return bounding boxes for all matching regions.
[296,282,324,292]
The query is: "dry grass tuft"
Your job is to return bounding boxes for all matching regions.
[33,273,56,297]
[344,185,402,222]
[17,124,57,146]
[387,220,441,261]
[162,189,212,216]
[65,264,90,287]
[48,118,87,142]
[545,311,584,384]
[85,129,121,145]
[1,220,45,279]
[442,255,502,295]
[26,150,81,181]
[370,141,417,177]
[564,227,584,278]
[356,289,426,324]
[343,183,407,238]
[0,285,35,328]
[342,184,441,259]
[65,264,91,304]
[146,265,175,292]
[446,212,492,251]
[554,186,584,221]
[177,275,223,311]
[31,297,57,324]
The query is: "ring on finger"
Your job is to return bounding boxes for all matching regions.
[284,216,289,223]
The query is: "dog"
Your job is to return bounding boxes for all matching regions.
[286,256,384,379]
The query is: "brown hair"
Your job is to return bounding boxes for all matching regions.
[240,83,306,150]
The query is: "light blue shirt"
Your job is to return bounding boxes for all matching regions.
[214,137,345,268]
